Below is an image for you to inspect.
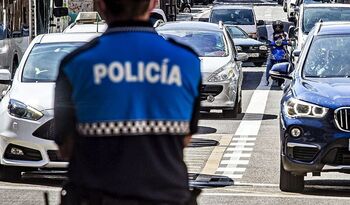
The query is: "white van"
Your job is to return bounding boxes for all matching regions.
[209,5,259,39]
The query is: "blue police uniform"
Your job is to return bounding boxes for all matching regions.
[54,21,201,204]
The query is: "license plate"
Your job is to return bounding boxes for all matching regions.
[248,53,259,57]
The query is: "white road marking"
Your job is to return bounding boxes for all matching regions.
[235,121,262,136]
[223,153,251,158]
[231,138,256,141]
[230,142,255,146]
[226,147,254,151]
[222,174,243,179]
[0,184,61,192]
[216,72,271,180]
[201,192,350,200]
[217,167,246,172]
[220,160,250,165]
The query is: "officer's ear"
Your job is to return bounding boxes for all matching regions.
[96,0,107,19]
[148,0,158,13]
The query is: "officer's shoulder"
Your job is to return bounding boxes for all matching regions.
[61,37,100,67]
[167,38,199,58]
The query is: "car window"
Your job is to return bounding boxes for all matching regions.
[22,43,83,82]
[227,26,248,38]
[158,30,228,57]
[210,9,255,25]
[303,36,350,78]
[303,7,350,34]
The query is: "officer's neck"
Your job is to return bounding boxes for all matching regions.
[108,20,152,28]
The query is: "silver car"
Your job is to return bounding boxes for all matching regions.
[0,32,100,180]
[157,22,247,118]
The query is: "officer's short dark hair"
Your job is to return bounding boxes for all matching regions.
[103,0,151,19]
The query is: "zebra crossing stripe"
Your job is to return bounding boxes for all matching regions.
[231,138,257,141]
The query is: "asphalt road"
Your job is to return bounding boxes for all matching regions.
[1,5,350,205]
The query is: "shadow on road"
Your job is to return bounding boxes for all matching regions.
[5,177,65,188]
[197,126,217,134]
[200,112,277,121]
[242,71,264,91]
[188,138,220,148]
[302,180,350,197]
[189,173,234,189]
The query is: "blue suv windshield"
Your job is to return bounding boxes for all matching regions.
[303,35,350,78]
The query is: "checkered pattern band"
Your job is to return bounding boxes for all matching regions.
[77,120,190,137]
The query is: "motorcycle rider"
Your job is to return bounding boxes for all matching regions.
[265,20,288,86]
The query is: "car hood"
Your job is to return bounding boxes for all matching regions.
[199,56,231,80]
[9,82,55,112]
[234,38,264,46]
[199,56,231,72]
[293,78,350,109]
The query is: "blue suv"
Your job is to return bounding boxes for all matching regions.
[270,22,350,192]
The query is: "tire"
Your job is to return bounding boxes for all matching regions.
[280,160,304,192]
[237,90,242,114]
[254,62,264,67]
[12,58,19,79]
[223,109,237,119]
[0,165,21,182]
[223,94,240,118]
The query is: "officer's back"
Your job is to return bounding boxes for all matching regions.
[54,0,201,204]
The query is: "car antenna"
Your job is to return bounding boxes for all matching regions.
[96,13,99,33]
[219,21,224,29]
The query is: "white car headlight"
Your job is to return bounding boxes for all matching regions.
[208,63,235,83]
[284,98,328,118]
[8,99,43,121]
[235,46,242,52]
[259,45,268,51]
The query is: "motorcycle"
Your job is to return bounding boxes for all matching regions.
[268,39,289,86]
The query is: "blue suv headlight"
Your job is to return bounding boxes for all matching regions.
[284,98,328,118]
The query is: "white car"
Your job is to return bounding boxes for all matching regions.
[295,4,350,50]
[157,22,247,118]
[0,32,100,180]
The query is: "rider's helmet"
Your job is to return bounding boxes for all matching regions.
[273,20,284,33]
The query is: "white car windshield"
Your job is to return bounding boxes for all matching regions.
[303,36,350,78]
[22,43,83,82]
[303,7,350,34]
[158,30,228,57]
[210,9,255,25]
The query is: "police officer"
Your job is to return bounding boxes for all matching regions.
[54,0,201,204]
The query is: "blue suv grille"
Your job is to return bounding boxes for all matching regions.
[335,108,350,132]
